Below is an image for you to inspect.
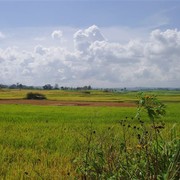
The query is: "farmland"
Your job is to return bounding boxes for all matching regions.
[0,89,179,179]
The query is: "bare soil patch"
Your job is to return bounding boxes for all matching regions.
[0,99,136,107]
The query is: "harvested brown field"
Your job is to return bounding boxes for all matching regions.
[0,99,136,107]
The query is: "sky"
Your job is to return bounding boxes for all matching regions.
[0,0,180,88]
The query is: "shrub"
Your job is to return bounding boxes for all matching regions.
[82,91,91,94]
[26,92,47,100]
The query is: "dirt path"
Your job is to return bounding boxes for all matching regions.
[0,99,136,107]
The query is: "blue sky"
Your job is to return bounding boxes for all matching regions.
[0,1,180,87]
[0,1,179,28]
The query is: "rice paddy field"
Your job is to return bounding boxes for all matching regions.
[0,89,179,179]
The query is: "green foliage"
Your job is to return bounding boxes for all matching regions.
[136,92,166,120]
[26,92,47,100]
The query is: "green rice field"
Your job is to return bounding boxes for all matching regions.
[0,89,179,179]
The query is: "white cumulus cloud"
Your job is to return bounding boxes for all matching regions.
[74,25,105,52]
[51,30,63,40]
[34,45,49,55]
[0,25,180,87]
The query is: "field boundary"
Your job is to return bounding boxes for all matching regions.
[0,99,136,107]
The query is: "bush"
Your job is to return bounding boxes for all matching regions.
[26,92,47,100]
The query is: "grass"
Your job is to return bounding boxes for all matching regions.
[0,90,179,178]
[0,104,135,178]
[0,88,180,102]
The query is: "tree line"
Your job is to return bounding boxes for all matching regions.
[0,83,92,91]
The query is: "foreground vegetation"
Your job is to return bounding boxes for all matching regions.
[0,90,179,179]
[73,93,179,179]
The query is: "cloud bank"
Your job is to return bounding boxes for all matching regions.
[0,25,179,87]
